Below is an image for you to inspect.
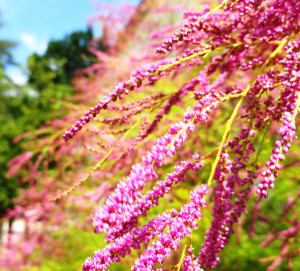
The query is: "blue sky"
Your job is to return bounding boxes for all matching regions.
[0,0,139,84]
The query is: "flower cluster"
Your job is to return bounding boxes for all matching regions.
[83,212,174,271]
[182,247,203,271]
[198,152,233,268]
[132,185,207,271]
[105,159,204,241]
[257,111,298,198]
[83,185,208,271]
[93,80,219,240]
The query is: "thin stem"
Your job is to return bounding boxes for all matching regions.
[175,245,187,271]
[51,119,142,201]
[207,93,246,186]
[206,34,291,187]
[253,122,270,166]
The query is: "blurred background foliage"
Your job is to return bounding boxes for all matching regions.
[0,25,103,219]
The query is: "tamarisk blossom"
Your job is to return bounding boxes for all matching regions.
[132,185,208,271]
[182,248,203,271]
[83,212,174,271]
[63,51,206,142]
[198,152,233,269]
[63,59,172,141]
[257,111,298,198]
[93,83,219,240]
[125,72,211,156]
[256,41,300,198]
[63,51,209,142]
[83,185,208,271]
[100,93,166,126]
[199,128,257,269]
[106,158,204,241]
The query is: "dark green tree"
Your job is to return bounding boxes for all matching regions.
[27,27,105,90]
[0,36,19,234]
[0,40,17,68]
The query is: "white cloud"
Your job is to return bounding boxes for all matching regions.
[7,68,27,85]
[19,33,48,54]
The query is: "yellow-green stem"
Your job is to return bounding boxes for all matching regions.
[176,245,187,271]
[52,119,141,201]
[207,94,246,187]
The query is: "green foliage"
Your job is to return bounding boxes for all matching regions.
[27,27,105,90]
[0,39,17,68]
[0,80,73,215]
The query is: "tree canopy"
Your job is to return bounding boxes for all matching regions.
[27,27,105,90]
